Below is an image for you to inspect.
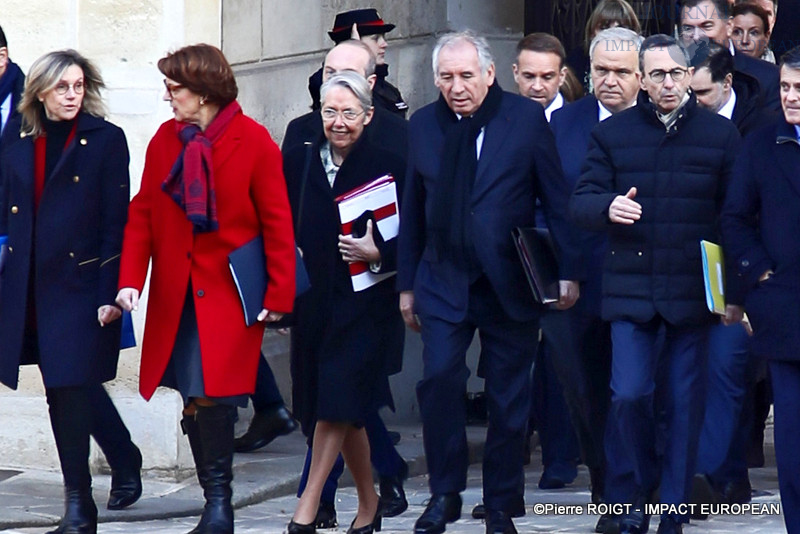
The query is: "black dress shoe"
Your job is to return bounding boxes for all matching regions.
[414,493,462,534]
[655,517,683,534]
[234,405,298,453]
[379,474,408,517]
[618,491,651,534]
[287,519,316,534]
[346,500,383,534]
[485,509,517,534]
[314,501,337,529]
[388,430,401,445]
[596,512,618,533]
[472,504,486,520]
[107,444,143,510]
[46,488,98,534]
[720,478,752,504]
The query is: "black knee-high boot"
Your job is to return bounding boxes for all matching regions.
[183,404,236,534]
[45,387,98,534]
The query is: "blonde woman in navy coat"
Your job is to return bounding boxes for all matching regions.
[0,50,140,534]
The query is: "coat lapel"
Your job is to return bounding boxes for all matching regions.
[473,104,514,194]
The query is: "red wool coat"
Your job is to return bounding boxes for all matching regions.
[118,114,296,400]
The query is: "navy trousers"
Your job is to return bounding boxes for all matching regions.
[608,317,709,522]
[768,360,800,534]
[417,276,538,515]
[250,354,285,413]
[696,322,754,487]
[532,314,580,481]
[539,307,612,484]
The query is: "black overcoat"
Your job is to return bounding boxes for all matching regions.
[0,112,129,389]
[282,130,405,434]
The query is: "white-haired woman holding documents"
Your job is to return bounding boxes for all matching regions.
[282,71,406,534]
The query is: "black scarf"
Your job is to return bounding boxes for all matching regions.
[429,81,503,263]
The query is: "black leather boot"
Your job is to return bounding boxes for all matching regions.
[46,488,98,534]
[186,404,236,534]
[107,444,143,510]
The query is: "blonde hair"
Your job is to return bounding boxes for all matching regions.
[19,49,106,138]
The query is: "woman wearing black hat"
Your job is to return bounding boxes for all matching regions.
[308,8,408,118]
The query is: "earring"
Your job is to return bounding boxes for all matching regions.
[199,97,206,106]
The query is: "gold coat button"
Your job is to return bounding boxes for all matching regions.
[7,246,12,253]
[11,206,18,214]
[69,252,75,258]
[79,138,87,146]
[73,175,80,183]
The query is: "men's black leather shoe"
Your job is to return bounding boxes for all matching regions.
[720,478,752,504]
[655,517,683,534]
[414,493,462,534]
[233,405,298,453]
[597,512,618,533]
[485,509,517,534]
[379,472,408,517]
[107,445,143,510]
[472,504,486,520]
[314,501,337,529]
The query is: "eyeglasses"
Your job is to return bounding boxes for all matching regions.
[321,108,365,122]
[163,79,185,98]
[54,81,85,95]
[647,68,688,83]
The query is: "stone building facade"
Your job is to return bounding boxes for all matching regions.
[0,0,522,475]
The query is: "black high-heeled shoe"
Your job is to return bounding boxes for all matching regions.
[287,519,316,534]
[346,500,383,534]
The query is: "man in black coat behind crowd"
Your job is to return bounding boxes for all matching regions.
[308,8,408,118]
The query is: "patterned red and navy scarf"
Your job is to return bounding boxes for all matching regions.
[162,100,242,233]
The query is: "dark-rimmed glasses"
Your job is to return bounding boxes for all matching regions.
[647,68,688,83]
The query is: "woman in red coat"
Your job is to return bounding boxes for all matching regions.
[115,44,295,534]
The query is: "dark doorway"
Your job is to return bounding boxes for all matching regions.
[525,0,679,51]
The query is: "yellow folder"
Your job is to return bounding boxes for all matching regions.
[700,240,726,315]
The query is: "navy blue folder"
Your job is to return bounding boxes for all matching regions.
[228,236,310,326]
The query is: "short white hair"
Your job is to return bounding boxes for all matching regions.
[320,70,373,112]
[589,27,644,67]
[432,30,494,80]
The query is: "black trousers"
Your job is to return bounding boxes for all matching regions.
[46,384,137,489]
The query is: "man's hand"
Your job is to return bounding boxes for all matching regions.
[609,187,642,224]
[400,290,420,332]
[116,288,140,312]
[722,304,744,326]
[554,280,580,310]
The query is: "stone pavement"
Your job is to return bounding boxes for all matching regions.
[0,422,786,533]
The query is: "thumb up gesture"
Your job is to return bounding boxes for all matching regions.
[608,187,642,225]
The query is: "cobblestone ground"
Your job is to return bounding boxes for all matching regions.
[8,463,785,534]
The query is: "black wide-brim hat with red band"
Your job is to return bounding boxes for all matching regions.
[328,8,396,43]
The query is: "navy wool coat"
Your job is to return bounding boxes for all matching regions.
[397,91,583,324]
[570,91,740,326]
[721,119,800,361]
[0,113,129,389]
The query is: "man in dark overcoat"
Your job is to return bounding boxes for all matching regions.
[397,30,582,534]
[721,45,800,534]
[549,26,643,533]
